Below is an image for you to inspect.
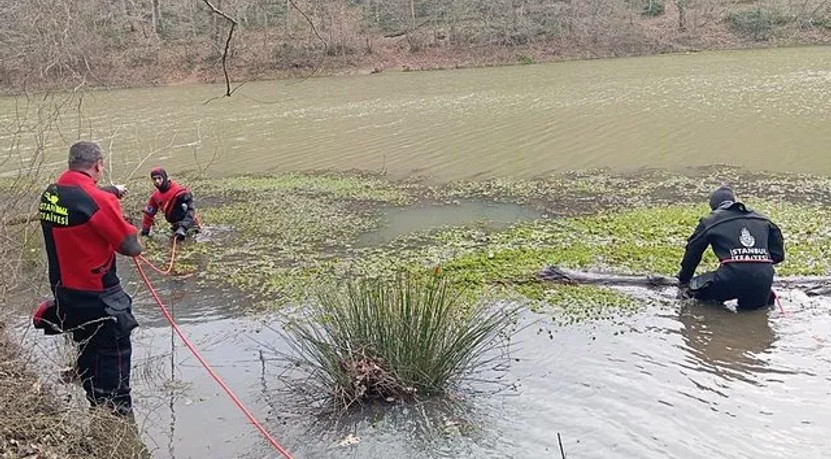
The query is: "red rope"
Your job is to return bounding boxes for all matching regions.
[138,236,178,275]
[719,258,774,264]
[132,257,295,459]
[771,289,786,315]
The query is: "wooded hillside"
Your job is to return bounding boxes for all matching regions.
[2,0,830,92]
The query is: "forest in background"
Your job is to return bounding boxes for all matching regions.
[1,0,830,92]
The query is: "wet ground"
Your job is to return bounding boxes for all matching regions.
[11,268,831,459]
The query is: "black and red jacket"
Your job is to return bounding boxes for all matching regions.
[678,201,785,284]
[141,179,192,231]
[40,170,137,300]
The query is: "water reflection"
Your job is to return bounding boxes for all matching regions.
[678,304,776,383]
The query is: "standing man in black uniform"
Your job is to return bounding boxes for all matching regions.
[37,141,143,414]
[677,185,785,310]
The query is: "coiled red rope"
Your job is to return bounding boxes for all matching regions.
[132,255,294,459]
[137,236,178,275]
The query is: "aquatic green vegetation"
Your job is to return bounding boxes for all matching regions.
[752,201,831,276]
[181,173,417,304]
[411,201,831,282]
[197,172,414,205]
[137,169,831,322]
[427,168,693,207]
[281,273,517,409]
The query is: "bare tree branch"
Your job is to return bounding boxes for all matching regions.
[201,0,238,98]
[287,0,326,48]
[279,0,329,86]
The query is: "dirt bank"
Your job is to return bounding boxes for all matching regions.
[0,319,148,459]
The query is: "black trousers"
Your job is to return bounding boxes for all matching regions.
[689,263,775,310]
[167,194,199,233]
[170,208,199,233]
[74,323,133,414]
[62,287,138,415]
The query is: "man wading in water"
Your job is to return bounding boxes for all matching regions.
[140,167,200,241]
[677,185,785,310]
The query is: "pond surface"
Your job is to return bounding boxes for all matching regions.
[13,271,831,459]
[356,200,542,246]
[1,47,831,181]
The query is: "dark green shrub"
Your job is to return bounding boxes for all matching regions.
[517,54,535,65]
[641,0,666,17]
[627,0,665,16]
[728,8,789,41]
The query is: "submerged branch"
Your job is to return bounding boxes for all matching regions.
[538,265,831,296]
[539,266,678,287]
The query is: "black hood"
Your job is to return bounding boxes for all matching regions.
[150,167,170,192]
[708,185,736,211]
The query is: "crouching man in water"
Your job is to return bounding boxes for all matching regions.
[140,167,199,241]
[37,141,143,415]
[677,185,785,310]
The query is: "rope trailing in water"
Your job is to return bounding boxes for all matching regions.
[772,289,786,315]
[132,257,295,459]
[137,236,178,275]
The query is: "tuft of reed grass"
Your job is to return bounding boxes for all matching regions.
[283,272,516,409]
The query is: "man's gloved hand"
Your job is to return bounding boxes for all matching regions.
[676,283,692,300]
[113,184,128,199]
[140,227,150,237]
[174,227,186,241]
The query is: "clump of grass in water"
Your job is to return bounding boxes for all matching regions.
[283,272,517,410]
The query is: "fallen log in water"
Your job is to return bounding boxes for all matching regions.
[539,266,677,287]
[538,266,831,296]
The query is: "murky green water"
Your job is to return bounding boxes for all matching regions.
[2,46,831,181]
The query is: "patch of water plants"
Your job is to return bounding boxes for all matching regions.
[139,168,831,321]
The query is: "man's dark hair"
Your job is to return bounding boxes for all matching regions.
[68,141,104,170]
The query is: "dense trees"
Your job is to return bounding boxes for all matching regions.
[1,0,829,91]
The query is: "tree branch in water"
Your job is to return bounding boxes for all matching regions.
[539,265,831,296]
